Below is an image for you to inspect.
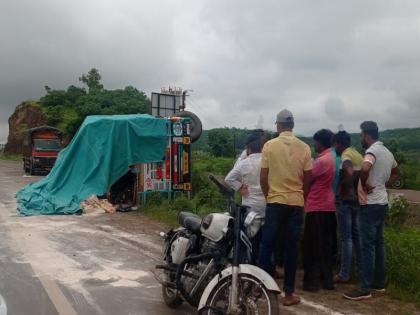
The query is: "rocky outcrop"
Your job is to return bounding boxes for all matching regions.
[4,101,47,154]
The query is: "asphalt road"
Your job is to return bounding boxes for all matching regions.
[0,160,418,315]
[388,189,420,203]
[0,160,194,315]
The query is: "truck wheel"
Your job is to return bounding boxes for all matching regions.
[176,111,202,143]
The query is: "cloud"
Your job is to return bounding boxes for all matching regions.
[324,97,346,119]
[1,0,420,143]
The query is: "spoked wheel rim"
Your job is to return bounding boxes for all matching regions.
[207,275,272,315]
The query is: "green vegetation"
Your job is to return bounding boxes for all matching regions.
[40,68,151,137]
[386,227,420,305]
[387,196,410,227]
[0,153,21,161]
[385,197,420,304]
[141,152,235,225]
[194,127,420,190]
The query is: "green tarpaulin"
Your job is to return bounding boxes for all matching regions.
[17,114,168,215]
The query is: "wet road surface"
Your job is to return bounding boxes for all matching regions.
[0,160,193,315]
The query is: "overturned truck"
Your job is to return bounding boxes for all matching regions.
[16,114,201,216]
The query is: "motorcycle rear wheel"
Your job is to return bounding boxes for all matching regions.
[200,274,279,315]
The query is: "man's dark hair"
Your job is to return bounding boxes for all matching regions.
[313,129,334,148]
[334,130,351,148]
[360,121,379,140]
[246,134,263,153]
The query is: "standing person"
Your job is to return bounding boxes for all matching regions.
[225,134,265,265]
[258,109,312,306]
[344,121,399,301]
[302,129,338,292]
[334,131,363,283]
[234,129,266,167]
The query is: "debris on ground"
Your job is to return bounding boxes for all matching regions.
[81,195,117,214]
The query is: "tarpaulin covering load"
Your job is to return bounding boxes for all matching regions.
[17,114,168,215]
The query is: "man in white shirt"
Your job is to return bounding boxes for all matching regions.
[234,129,266,168]
[344,121,399,301]
[225,134,265,263]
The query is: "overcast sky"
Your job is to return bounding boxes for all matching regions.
[1,0,420,142]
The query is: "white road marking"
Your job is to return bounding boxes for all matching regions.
[36,273,78,315]
[301,297,363,315]
[0,294,7,315]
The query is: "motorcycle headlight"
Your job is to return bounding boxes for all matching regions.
[244,211,265,238]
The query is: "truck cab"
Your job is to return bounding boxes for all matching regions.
[23,126,63,175]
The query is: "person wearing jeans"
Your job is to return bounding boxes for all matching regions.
[344,121,399,301]
[336,203,362,281]
[259,109,312,306]
[334,131,363,283]
[358,204,388,291]
[259,204,303,293]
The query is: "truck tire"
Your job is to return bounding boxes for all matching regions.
[176,111,202,143]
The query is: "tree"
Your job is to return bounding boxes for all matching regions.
[208,128,235,157]
[79,68,104,91]
[39,69,151,137]
[384,138,407,165]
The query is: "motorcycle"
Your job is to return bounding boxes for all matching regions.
[155,175,280,315]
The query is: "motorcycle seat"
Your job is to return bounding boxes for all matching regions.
[178,211,202,233]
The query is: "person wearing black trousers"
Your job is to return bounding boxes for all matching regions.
[303,129,339,292]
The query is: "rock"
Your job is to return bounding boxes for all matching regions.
[4,101,47,155]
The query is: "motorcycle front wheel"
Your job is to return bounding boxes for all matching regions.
[200,274,279,315]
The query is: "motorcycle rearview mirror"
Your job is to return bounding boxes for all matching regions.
[208,174,235,198]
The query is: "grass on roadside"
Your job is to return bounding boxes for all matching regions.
[385,227,420,306]
[0,153,21,161]
[140,201,179,227]
[139,192,230,227]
